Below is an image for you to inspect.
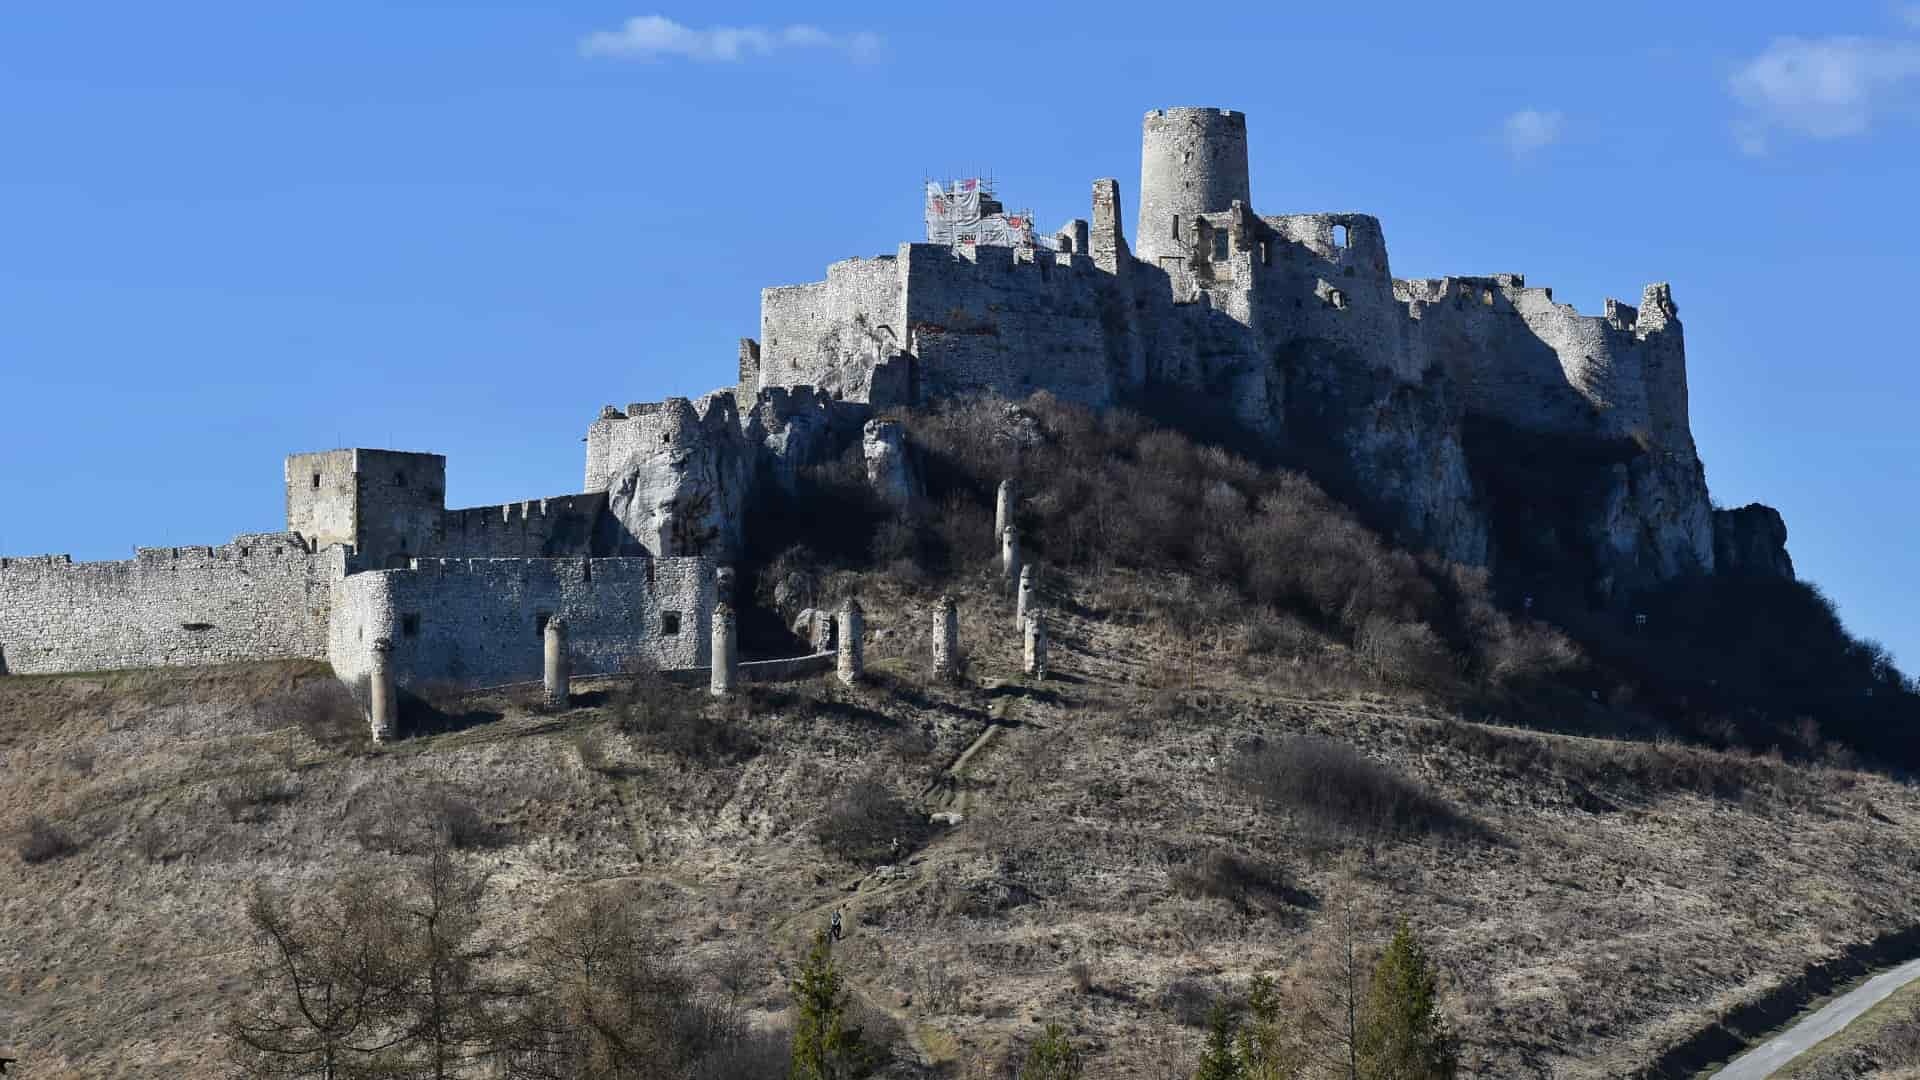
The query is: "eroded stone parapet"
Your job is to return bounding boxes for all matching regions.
[369,637,397,741]
[932,594,960,682]
[543,616,570,708]
[1016,564,1037,632]
[710,603,738,696]
[836,597,865,685]
[1023,614,1048,679]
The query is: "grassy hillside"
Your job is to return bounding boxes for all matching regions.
[6,395,1919,1076]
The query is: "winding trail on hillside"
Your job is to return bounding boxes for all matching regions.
[1708,956,1920,1079]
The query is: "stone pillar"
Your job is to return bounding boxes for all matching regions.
[369,638,397,742]
[1016,564,1037,632]
[1001,525,1021,589]
[543,617,570,708]
[710,602,738,697]
[931,594,959,682]
[995,478,1018,539]
[836,598,864,685]
[1023,614,1049,680]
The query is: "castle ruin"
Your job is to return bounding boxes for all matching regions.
[0,106,1792,716]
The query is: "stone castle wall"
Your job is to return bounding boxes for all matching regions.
[436,494,613,559]
[327,555,713,696]
[757,255,904,402]
[0,534,344,676]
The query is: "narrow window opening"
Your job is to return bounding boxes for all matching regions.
[394,471,406,486]
[661,433,671,444]
[1332,224,1350,248]
[311,473,321,489]
[1482,289,1495,307]
[661,610,682,636]
[1171,214,1180,240]
[401,613,420,638]
[1211,230,1229,261]
[1260,241,1271,266]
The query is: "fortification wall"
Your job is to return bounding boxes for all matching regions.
[757,255,904,401]
[901,242,1118,406]
[327,555,713,694]
[0,534,344,676]
[1395,276,1695,452]
[436,494,612,558]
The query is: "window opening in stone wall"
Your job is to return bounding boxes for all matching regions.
[1482,289,1495,306]
[395,471,406,486]
[1212,230,1229,261]
[1333,224,1349,248]
[180,622,213,632]
[401,613,420,637]
[1260,241,1271,266]
[1171,214,1180,240]
[661,611,681,636]
[1329,289,1347,309]
[661,433,671,444]
[535,612,551,637]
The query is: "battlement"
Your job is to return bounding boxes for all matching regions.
[1144,107,1245,123]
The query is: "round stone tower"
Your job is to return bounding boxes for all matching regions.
[1136,107,1250,263]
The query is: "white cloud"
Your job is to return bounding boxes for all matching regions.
[1728,34,1920,152]
[579,15,882,63]
[1503,108,1565,157]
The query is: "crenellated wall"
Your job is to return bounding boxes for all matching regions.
[327,555,713,697]
[436,494,613,558]
[0,534,344,676]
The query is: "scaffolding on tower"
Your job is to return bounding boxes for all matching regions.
[923,173,1042,250]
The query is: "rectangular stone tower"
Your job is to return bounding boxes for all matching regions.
[285,449,446,566]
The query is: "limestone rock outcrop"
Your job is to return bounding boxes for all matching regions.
[861,419,918,509]
[1713,504,1795,579]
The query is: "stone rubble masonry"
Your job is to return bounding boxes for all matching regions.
[0,534,345,676]
[328,555,713,706]
[1016,564,1037,632]
[1001,526,1021,588]
[837,597,864,685]
[995,479,1017,540]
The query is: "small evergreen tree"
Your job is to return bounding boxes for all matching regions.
[1019,1022,1082,1080]
[1193,1002,1244,1080]
[789,930,872,1080]
[1356,921,1457,1080]
[1236,974,1302,1080]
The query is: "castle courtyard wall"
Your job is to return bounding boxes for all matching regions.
[326,555,713,695]
[0,533,343,675]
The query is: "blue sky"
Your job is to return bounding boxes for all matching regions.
[3,2,1918,669]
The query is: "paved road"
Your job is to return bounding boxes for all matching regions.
[1710,955,1920,1079]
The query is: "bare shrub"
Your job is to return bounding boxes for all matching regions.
[814,778,925,866]
[264,677,367,753]
[217,771,299,823]
[18,816,79,864]
[615,663,756,763]
[1067,960,1094,994]
[63,749,96,777]
[1232,736,1477,842]
[1158,976,1218,1028]
[132,819,175,863]
[1170,851,1308,913]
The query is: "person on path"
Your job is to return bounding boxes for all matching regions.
[830,908,843,942]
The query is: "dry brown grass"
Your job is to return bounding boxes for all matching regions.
[3,584,1918,1078]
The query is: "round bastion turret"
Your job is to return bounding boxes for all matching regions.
[1136,107,1250,263]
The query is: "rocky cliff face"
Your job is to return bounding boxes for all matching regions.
[1713,504,1795,579]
